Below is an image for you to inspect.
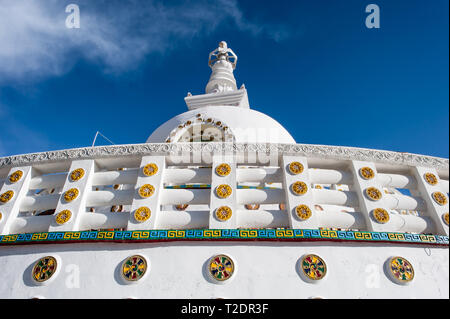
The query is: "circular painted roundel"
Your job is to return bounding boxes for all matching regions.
[209,254,235,281]
[70,168,85,181]
[300,254,327,281]
[388,256,414,284]
[122,255,148,281]
[9,170,23,183]
[32,256,58,283]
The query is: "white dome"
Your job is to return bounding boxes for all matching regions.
[146,105,295,144]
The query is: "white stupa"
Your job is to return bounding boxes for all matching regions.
[0,42,448,299]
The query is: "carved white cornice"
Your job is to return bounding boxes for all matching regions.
[0,142,448,172]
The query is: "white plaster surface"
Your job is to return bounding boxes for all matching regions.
[0,242,448,299]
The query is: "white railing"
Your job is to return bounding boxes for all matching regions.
[0,142,448,236]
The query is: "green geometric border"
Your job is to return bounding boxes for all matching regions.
[0,229,448,246]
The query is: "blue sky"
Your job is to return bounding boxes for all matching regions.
[0,0,448,158]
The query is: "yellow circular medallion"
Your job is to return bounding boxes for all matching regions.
[215,163,231,177]
[142,163,158,177]
[216,184,232,198]
[291,181,308,195]
[138,184,155,198]
[295,205,312,220]
[424,173,438,185]
[359,167,375,180]
[365,187,382,201]
[0,190,14,203]
[432,192,448,206]
[134,206,151,223]
[388,256,414,284]
[9,170,23,183]
[442,212,449,226]
[289,162,304,175]
[55,210,72,225]
[63,188,79,202]
[372,208,390,224]
[70,168,85,182]
[215,206,232,221]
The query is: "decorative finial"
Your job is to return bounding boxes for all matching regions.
[205,41,238,94]
[208,41,238,70]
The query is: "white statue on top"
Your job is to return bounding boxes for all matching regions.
[206,41,238,94]
[208,41,237,69]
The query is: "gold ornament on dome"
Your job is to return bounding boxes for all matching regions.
[215,206,232,221]
[55,210,72,225]
[138,184,155,198]
[216,184,232,198]
[424,173,438,185]
[134,207,151,223]
[215,163,231,177]
[288,162,304,175]
[359,167,375,180]
[142,163,158,177]
[432,192,447,206]
[372,208,390,224]
[295,205,312,220]
[0,190,14,203]
[9,170,23,183]
[70,168,85,182]
[291,181,308,195]
[64,188,79,202]
[365,187,382,201]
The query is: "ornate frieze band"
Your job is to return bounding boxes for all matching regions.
[0,229,448,246]
[0,142,448,171]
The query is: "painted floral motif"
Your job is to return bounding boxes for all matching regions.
[9,170,23,183]
[63,188,79,202]
[70,168,85,181]
[215,206,232,221]
[134,206,151,223]
[365,187,382,201]
[291,181,308,195]
[138,184,155,198]
[359,167,375,180]
[209,254,235,281]
[0,190,14,203]
[32,256,57,283]
[424,172,438,185]
[389,257,414,283]
[142,163,158,177]
[55,210,72,225]
[215,163,231,177]
[372,208,390,224]
[216,184,232,198]
[301,254,327,281]
[295,205,312,220]
[122,255,147,281]
[432,192,447,206]
[289,162,304,175]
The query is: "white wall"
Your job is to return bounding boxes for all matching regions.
[0,242,448,299]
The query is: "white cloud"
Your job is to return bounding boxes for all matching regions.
[0,0,291,84]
